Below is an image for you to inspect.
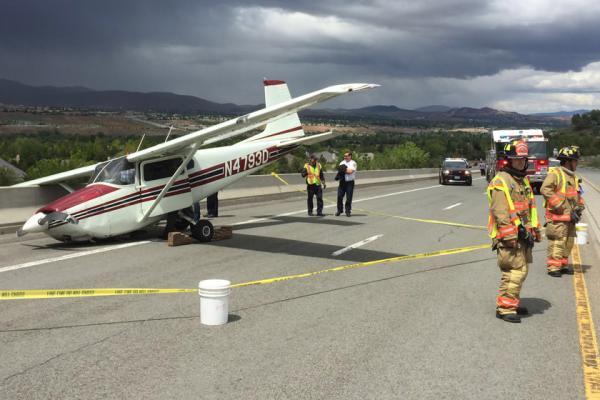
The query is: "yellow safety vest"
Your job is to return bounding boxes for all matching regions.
[304,163,322,185]
[544,167,582,222]
[487,175,539,239]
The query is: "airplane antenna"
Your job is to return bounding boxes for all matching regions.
[165,125,174,142]
[136,133,146,152]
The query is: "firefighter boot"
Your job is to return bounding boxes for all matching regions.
[496,312,521,323]
[560,267,574,275]
[548,270,562,277]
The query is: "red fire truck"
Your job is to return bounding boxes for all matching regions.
[485,129,549,193]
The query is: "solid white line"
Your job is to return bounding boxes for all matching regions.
[232,184,444,226]
[332,234,384,256]
[0,241,152,274]
[443,202,462,210]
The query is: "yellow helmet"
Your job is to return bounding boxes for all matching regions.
[557,146,580,161]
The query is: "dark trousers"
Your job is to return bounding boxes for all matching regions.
[207,193,218,217]
[337,181,355,213]
[307,184,323,214]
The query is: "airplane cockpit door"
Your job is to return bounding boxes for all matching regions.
[139,156,192,218]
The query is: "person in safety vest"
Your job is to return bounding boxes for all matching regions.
[541,146,585,277]
[488,140,541,323]
[301,154,326,216]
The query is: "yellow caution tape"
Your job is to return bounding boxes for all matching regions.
[271,171,302,188]
[0,244,490,300]
[0,288,196,300]
[571,244,600,399]
[271,171,486,230]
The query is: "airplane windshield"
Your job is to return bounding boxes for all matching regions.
[89,157,136,185]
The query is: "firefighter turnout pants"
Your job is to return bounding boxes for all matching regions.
[496,243,532,315]
[545,221,576,272]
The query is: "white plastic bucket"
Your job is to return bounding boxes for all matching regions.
[198,279,231,326]
[576,223,588,245]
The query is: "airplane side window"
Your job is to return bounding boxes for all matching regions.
[143,158,183,182]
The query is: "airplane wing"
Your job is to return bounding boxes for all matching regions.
[126,83,378,162]
[11,163,100,187]
[12,82,378,187]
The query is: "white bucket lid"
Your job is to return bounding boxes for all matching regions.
[198,279,231,297]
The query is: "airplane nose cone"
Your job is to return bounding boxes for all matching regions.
[17,212,49,237]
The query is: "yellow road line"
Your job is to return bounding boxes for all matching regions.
[572,243,600,399]
[0,244,490,300]
[271,171,486,230]
[353,207,486,230]
[230,243,489,288]
[582,176,600,194]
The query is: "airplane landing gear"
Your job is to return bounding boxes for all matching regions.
[191,220,214,242]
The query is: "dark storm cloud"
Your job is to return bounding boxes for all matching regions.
[1,0,600,109]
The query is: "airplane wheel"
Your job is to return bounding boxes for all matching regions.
[191,220,214,242]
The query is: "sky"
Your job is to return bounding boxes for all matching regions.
[1,0,600,113]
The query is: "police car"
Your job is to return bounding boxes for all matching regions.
[439,158,472,185]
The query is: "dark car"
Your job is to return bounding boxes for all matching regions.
[439,158,472,185]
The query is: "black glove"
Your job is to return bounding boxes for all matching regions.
[518,225,535,248]
[571,211,581,224]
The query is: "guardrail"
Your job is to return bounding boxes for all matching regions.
[0,168,438,229]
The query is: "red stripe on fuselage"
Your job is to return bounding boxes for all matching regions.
[38,184,119,213]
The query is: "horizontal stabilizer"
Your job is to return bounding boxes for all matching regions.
[276,130,340,147]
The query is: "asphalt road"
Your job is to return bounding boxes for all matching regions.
[1,172,599,399]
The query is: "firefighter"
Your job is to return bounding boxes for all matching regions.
[301,154,326,216]
[487,140,541,323]
[541,146,585,277]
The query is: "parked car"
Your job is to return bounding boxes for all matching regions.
[439,158,472,185]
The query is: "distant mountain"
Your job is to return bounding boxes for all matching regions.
[307,104,554,125]
[355,105,403,113]
[0,78,567,125]
[0,78,256,114]
[414,105,452,113]
[530,109,590,117]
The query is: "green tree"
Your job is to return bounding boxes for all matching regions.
[0,167,20,186]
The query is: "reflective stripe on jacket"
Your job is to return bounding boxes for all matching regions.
[304,163,322,185]
[541,167,584,223]
[487,172,539,239]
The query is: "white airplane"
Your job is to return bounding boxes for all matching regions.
[14,80,378,242]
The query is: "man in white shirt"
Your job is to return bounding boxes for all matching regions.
[336,151,357,217]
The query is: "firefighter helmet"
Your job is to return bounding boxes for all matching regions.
[557,146,580,161]
[503,140,529,159]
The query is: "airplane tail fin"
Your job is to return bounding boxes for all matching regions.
[240,80,305,143]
